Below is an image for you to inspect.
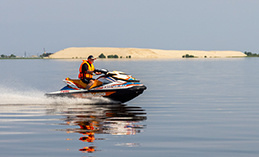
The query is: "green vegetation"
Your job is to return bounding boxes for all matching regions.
[107,54,119,58]
[1,54,16,58]
[98,53,106,58]
[98,53,132,59]
[40,53,52,58]
[244,51,259,57]
[0,52,52,59]
[182,54,195,58]
[0,56,41,59]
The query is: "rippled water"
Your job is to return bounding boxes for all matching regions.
[0,58,259,157]
[0,102,146,156]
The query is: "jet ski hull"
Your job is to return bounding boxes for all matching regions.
[46,85,146,103]
[46,70,147,103]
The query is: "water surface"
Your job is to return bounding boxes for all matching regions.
[0,58,259,157]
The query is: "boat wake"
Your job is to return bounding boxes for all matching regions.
[0,85,114,105]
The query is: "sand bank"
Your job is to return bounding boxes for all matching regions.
[48,47,246,59]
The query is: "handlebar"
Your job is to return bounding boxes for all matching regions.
[94,69,109,74]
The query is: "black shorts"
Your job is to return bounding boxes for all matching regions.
[81,78,94,84]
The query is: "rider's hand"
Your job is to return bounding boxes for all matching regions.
[95,72,102,75]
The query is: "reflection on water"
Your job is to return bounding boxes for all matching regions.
[0,102,146,156]
[47,103,147,154]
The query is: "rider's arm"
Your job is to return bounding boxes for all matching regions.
[84,64,95,74]
[83,64,93,74]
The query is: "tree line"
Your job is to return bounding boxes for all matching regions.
[98,53,131,59]
[0,52,52,59]
[1,54,16,58]
[244,51,259,57]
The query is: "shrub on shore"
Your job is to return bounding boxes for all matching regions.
[244,51,259,57]
[182,54,195,58]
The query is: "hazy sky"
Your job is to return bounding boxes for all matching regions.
[0,0,258,56]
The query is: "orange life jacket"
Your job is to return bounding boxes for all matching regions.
[78,60,95,79]
[79,146,95,153]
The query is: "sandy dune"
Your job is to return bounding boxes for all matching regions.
[48,47,246,59]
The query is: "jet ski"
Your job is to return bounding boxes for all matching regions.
[45,69,146,103]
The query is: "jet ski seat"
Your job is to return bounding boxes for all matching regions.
[65,78,87,88]
[65,78,103,89]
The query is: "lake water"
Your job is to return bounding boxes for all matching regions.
[0,58,259,157]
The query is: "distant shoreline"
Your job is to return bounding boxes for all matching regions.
[4,48,259,60]
[1,56,259,60]
[48,47,247,59]
[0,57,42,60]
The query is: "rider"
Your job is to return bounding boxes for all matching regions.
[78,55,101,90]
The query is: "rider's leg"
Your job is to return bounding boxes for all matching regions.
[85,79,94,90]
